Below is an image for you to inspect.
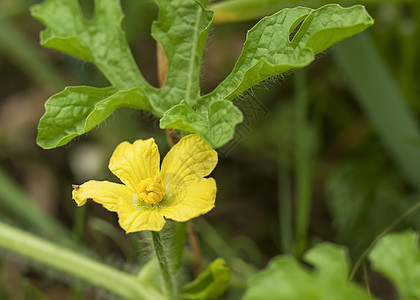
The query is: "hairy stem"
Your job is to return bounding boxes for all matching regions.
[152,231,175,299]
[168,221,188,273]
[157,39,189,282]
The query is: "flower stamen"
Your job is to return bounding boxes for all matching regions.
[136,175,166,206]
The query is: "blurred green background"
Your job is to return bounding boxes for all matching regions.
[0,0,419,299]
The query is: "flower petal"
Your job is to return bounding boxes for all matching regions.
[161,134,217,193]
[72,180,133,212]
[109,138,160,190]
[117,199,166,232]
[161,178,216,222]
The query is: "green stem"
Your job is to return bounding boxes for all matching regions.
[73,205,86,244]
[169,221,187,273]
[152,231,175,299]
[71,206,86,300]
[294,69,315,257]
[278,167,293,254]
[0,221,152,299]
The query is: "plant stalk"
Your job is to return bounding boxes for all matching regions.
[278,167,293,254]
[152,231,175,299]
[0,221,152,299]
[169,221,187,273]
[294,69,314,257]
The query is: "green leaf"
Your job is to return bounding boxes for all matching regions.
[179,258,230,300]
[160,101,208,134]
[203,4,374,103]
[32,0,374,149]
[160,4,373,148]
[31,0,157,149]
[30,0,149,90]
[160,100,243,148]
[151,0,214,112]
[37,86,150,149]
[244,243,375,300]
[369,231,420,300]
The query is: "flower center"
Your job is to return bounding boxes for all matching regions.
[136,175,166,206]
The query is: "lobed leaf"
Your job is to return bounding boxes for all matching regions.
[369,231,420,300]
[203,4,374,103]
[151,0,214,112]
[30,0,149,90]
[31,0,157,149]
[32,0,374,149]
[243,243,375,300]
[37,86,149,149]
[162,4,373,148]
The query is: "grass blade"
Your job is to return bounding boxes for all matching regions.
[334,32,420,190]
[0,168,70,241]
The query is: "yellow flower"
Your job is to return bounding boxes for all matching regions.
[72,134,218,233]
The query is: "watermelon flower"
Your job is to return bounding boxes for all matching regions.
[72,134,217,233]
